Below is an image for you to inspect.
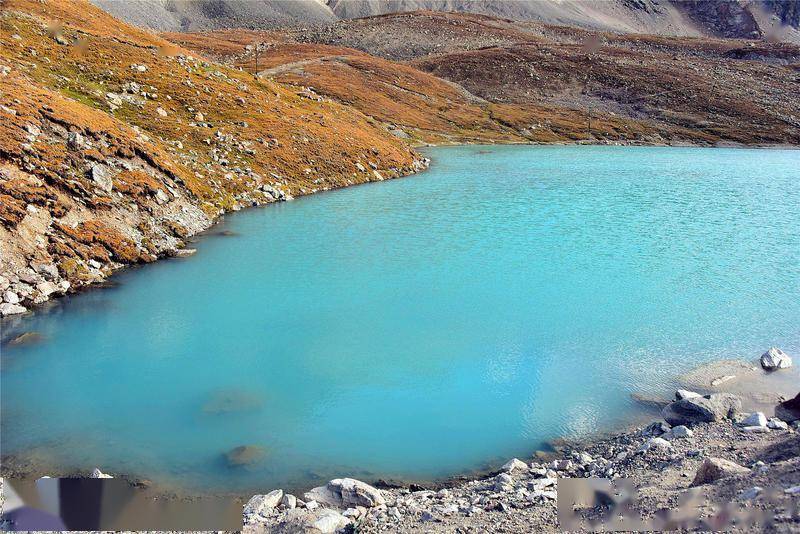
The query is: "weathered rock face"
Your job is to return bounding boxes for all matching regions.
[691,457,749,486]
[662,393,741,426]
[304,478,385,508]
[775,392,800,423]
[760,347,793,370]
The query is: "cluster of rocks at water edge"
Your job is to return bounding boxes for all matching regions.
[243,352,799,532]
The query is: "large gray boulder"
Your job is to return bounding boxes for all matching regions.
[776,392,800,423]
[662,393,741,426]
[304,478,385,508]
[761,347,792,370]
[691,457,749,486]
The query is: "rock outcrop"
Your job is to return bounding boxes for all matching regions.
[661,393,741,426]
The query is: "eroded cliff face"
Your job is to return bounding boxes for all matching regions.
[0,0,425,316]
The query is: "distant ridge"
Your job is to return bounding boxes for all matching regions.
[91,0,800,42]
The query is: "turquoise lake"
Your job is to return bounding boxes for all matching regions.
[1,145,799,495]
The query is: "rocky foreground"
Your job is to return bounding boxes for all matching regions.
[244,353,800,533]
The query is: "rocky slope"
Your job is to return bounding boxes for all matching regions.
[229,353,800,532]
[0,0,425,317]
[181,11,800,146]
[242,357,800,533]
[90,0,800,43]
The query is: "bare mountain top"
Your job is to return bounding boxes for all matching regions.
[90,0,337,31]
[91,0,800,42]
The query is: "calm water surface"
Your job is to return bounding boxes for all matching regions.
[2,146,799,495]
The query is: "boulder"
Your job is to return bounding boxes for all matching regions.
[281,493,297,509]
[739,412,767,428]
[244,490,283,518]
[304,478,385,509]
[691,457,749,486]
[761,347,792,370]
[662,393,741,426]
[775,392,800,423]
[0,303,27,316]
[501,458,528,473]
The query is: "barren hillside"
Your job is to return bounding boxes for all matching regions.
[0,0,423,316]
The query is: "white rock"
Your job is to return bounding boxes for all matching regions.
[305,500,319,511]
[3,290,20,304]
[761,347,792,370]
[36,281,57,298]
[767,418,788,430]
[638,437,672,453]
[675,389,701,400]
[281,493,297,509]
[90,164,113,192]
[156,107,168,117]
[312,509,351,533]
[304,478,385,508]
[740,412,767,428]
[89,468,112,478]
[666,425,693,440]
[0,303,26,316]
[501,458,529,473]
[785,486,800,495]
[244,489,283,517]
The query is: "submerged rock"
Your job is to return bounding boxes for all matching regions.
[691,457,749,486]
[760,347,792,370]
[7,331,44,347]
[225,445,265,467]
[662,393,741,426]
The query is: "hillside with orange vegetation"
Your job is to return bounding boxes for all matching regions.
[0,0,425,316]
[287,11,800,146]
[165,30,689,145]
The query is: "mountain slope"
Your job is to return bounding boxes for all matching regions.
[0,0,423,316]
[89,0,800,43]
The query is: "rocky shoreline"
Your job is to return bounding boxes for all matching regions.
[239,350,800,533]
[1,351,798,532]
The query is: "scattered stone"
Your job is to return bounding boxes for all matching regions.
[739,412,767,428]
[174,248,197,257]
[156,107,168,117]
[767,418,788,430]
[642,421,670,436]
[740,486,762,500]
[638,437,672,453]
[665,425,693,440]
[785,486,800,495]
[662,393,741,426]
[760,347,792,370]
[691,457,749,486]
[194,112,204,122]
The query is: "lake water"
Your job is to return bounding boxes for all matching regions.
[2,146,799,496]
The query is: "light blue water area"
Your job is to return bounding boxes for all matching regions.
[2,146,799,495]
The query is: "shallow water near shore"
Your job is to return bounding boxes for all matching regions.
[2,145,799,496]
